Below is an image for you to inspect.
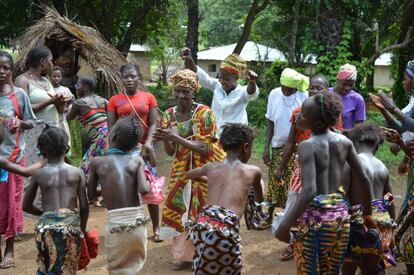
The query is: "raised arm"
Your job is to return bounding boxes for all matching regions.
[246,71,259,95]
[181,48,197,73]
[77,171,89,232]
[23,175,43,216]
[137,157,150,196]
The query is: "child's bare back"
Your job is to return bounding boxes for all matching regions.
[199,160,262,218]
[301,131,355,195]
[31,163,84,211]
[89,154,147,210]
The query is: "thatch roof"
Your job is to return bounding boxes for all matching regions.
[13,5,126,96]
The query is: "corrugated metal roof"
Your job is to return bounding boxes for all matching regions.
[197,41,286,62]
[129,44,150,52]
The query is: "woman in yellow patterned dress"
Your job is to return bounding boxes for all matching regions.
[154,69,225,270]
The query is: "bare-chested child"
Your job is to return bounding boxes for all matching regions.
[275,92,374,274]
[186,123,264,274]
[342,124,396,274]
[23,126,89,274]
[88,116,150,274]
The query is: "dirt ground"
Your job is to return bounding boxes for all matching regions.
[1,155,409,274]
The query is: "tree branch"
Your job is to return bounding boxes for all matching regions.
[117,0,161,57]
[368,26,413,65]
[233,0,269,55]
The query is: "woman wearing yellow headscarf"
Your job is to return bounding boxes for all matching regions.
[262,68,309,225]
[154,69,225,271]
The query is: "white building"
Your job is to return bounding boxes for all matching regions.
[197,41,286,77]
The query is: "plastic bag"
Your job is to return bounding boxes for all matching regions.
[142,167,165,205]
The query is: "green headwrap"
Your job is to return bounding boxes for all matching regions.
[280,68,309,92]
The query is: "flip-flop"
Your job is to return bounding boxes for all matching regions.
[279,244,294,261]
[150,233,163,243]
[0,257,15,269]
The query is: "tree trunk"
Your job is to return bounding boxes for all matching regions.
[393,0,414,107]
[117,0,161,57]
[288,0,302,65]
[186,0,199,63]
[233,0,269,55]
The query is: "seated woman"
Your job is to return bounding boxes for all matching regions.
[154,69,225,270]
[67,76,109,206]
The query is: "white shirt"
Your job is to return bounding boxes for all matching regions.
[265,87,308,148]
[402,96,414,141]
[197,66,259,131]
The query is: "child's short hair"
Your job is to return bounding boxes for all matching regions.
[112,116,143,151]
[51,66,64,75]
[314,92,343,127]
[220,123,255,152]
[79,76,96,91]
[37,126,69,157]
[346,124,385,147]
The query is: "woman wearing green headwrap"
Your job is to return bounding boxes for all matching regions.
[263,68,309,224]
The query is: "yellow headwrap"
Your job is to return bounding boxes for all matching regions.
[170,69,200,92]
[220,54,247,77]
[280,68,309,92]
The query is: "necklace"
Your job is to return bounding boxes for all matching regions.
[27,73,49,91]
[282,93,297,107]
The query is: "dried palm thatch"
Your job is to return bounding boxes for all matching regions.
[13,4,126,96]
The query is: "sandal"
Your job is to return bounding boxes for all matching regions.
[279,243,294,261]
[0,257,15,269]
[150,232,163,243]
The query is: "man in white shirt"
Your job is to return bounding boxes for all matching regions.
[263,68,309,224]
[181,48,259,132]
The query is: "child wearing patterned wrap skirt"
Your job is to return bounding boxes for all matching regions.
[88,116,151,274]
[23,126,89,274]
[187,123,264,274]
[275,92,375,275]
[342,124,396,274]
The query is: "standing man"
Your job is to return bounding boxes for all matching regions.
[181,48,259,133]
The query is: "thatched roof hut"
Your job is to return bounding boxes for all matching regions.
[13,5,126,97]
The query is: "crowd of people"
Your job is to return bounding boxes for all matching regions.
[0,44,414,275]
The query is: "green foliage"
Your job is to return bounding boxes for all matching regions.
[146,85,175,111]
[199,0,253,48]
